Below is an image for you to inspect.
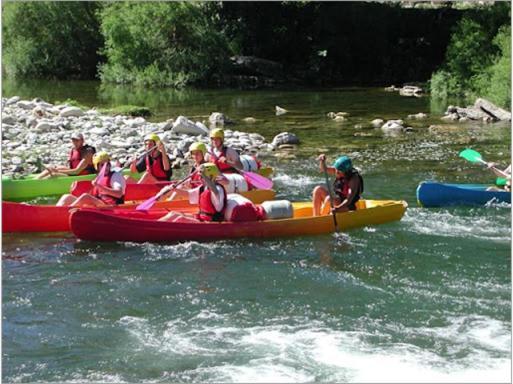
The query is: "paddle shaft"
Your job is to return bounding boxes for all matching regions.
[470,155,509,178]
[322,160,339,232]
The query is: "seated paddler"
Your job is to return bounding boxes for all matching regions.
[129,133,173,184]
[312,154,364,216]
[158,162,227,223]
[37,132,96,179]
[56,151,126,207]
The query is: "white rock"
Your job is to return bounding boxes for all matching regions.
[11,157,22,165]
[172,116,208,136]
[381,120,404,132]
[2,115,16,125]
[209,112,227,126]
[6,96,20,106]
[18,101,35,110]
[89,127,109,136]
[272,132,299,146]
[275,106,288,116]
[243,117,257,123]
[371,119,384,127]
[35,121,58,132]
[195,121,209,132]
[333,116,346,122]
[59,106,84,117]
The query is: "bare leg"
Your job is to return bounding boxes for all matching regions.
[70,194,107,208]
[137,172,158,184]
[158,211,199,223]
[125,176,138,184]
[56,194,77,206]
[312,185,329,216]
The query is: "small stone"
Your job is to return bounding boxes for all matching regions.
[275,106,288,116]
[272,132,300,146]
[333,116,346,122]
[371,119,384,128]
[243,117,257,123]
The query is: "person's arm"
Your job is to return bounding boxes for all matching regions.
[58,158,89,176]
[226,148,243,170]
[94,173,125,198]
[202,175,220,199]
[131,155,147,174]
[487,162,510,178]
[333,177,360,210]
[317,154,336,175]
[158,142,171,171]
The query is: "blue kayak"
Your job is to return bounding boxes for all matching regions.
[416,181,511,207]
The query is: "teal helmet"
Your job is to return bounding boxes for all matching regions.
[333,156,352,172]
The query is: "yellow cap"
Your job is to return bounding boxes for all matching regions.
[209,128,224,139]
[200,162,220,179]
[144,133,161,143]
[189,142,207,156]
[93,151,110,170]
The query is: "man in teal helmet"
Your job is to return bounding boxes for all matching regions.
[312,154,364,216]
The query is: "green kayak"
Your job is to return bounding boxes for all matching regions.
[2,171,140,201]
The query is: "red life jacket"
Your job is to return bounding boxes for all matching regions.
[211,146,238,173]
[92,171,124,205]
[68,145,96,175]
[333,171,364,211]
[145,153,170,181]
[197,184,227,222]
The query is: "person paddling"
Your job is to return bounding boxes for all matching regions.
[312,154,364,216]
[37,132,96,179]
[205,128,243,173]
[129,133,172,183]
[487,162,511,191]
[56,151,126,207]
[158,163,227,223]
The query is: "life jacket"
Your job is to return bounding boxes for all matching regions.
[92,171,124,205]
[68,144,96,175]
[333,170,364,210]
[197,183,227,222]
[145,152,171,181]
[211,146,238,173]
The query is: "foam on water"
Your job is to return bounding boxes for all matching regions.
[404,208,511,242]
[112,310,510,383]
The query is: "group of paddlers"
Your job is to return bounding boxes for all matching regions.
[40,128,366,223]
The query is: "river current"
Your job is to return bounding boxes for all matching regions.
[2,81,511,382]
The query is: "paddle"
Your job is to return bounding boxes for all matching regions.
[322,158,339,232]
[459,148,509,178]
[208,150,273,190]
[136,172,196,211]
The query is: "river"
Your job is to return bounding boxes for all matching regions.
[2,79,511,382]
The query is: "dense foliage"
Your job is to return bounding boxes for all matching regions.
[98,2,231,87]
[2,2,102,79]
[429,3,510,108]
[2,0,510,105]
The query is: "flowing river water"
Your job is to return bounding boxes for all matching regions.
[2,80,511,382]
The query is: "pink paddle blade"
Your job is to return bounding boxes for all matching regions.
[136,196,157,211]
[242,170,273,190]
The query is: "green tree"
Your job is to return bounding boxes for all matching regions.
[98,2,231,88]
[2,2,102,79]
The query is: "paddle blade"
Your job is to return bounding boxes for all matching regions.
[459,148,484,164]
[242,170,273,190]
[496,177,507,186]
[136,196,157,211]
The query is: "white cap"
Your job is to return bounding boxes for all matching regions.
[71,132,84,140]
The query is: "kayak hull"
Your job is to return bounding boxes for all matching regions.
[2,189,275,233]
[70,199,407,243]
[2,171,139,201]
[416,181,511,207]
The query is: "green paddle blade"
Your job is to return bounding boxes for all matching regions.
[459,148,484,164]
[496,177,507,186]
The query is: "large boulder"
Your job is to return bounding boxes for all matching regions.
[272,132,300,147]
[59,106,84,117]
[172,116,208,136]
[474,98,511,121]
[381,119,404,133]
[209,112,231,127]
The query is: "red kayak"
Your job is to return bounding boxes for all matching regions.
[2,189,275,233]
[2,200,193,233]
[70,200,407,243]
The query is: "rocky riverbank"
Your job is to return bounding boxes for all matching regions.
[1,97,297,178]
